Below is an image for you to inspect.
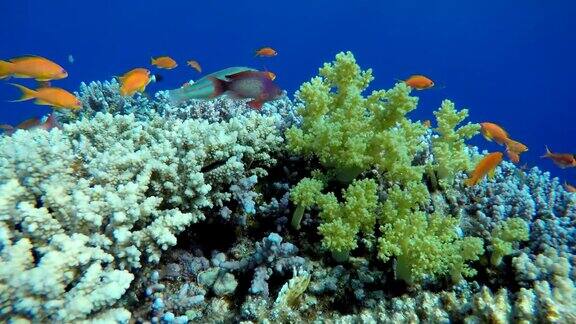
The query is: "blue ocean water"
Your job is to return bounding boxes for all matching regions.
[1,0,575,182]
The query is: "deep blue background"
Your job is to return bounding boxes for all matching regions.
[1,1,575,183]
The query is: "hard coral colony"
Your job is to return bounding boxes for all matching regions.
[0,51,575,324]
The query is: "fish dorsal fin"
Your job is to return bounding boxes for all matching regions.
[225,70,263,80]
[9,55,44,63]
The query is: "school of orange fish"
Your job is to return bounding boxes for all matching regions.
[0,48,574,189]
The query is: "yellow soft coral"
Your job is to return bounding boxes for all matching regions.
[378,183,484,284]
[286,51,425,182]
[430,99,480,189]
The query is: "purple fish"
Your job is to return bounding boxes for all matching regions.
[209,71,282,109]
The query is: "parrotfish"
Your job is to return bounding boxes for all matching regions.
[168,67,261,103]
[0,55,67,81]
[209,70,282,109]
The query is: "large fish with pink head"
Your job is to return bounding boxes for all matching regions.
[209,70,282,109]
[167,67,282,109]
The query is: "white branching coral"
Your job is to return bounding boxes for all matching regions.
[0,111,283,322]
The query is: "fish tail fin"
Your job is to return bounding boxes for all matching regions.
[151,57,156,65]
[541,146,552,158]
[0,60,13,79]
[208,76,228,97]
[9,83,37,102]
[43,113,60,130]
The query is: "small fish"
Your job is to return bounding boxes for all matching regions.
[264,70,276,81]
[209,70,283,109]
[255,47,277,57]
[465,152,503,186]
[404,75,434,90]
[1,113,60,135]
[0,117,39,134]
[118,68,151,96]
[423,120,431,128]
[541,146,576,169]
[504,138,528,164]
[9,83,81,111]
[151,56,178,69]
[187,60,202,73]
[480,122,509,145]
[504,138,528,153]
[0,55,67,81]
[564,182,576,193]
[68,54,74,64]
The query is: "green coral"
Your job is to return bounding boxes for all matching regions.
[317,179,378,260]
[430,99,480,189]
[377,183,484,284]
[287,51,483,284]
[285,51,426,182]
[290,178,324,230]
[490,217,530,266]
[290,178,379,261]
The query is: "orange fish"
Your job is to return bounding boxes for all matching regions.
[264,70,276,81]
[404,75,434,90]
[255,47,277,57]
[9,83,81,111]
[187,60,202,73]
[465,152,503,186]
[504,138,528,164]
[151,56,178,69]
[0,55,67,81]
[564,182,576,193]
[480,122,509,146]
[504,138,528,153]
[541,146,576,169]
[506,150,520,164]
[118,68,151,96]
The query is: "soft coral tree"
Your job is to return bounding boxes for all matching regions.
[286,51,426,182]
[287,51,484,284]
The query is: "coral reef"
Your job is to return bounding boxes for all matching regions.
[1,51,575,323]
[0,109,282,321]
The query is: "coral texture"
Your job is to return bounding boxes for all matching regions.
[0,109,282,321]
